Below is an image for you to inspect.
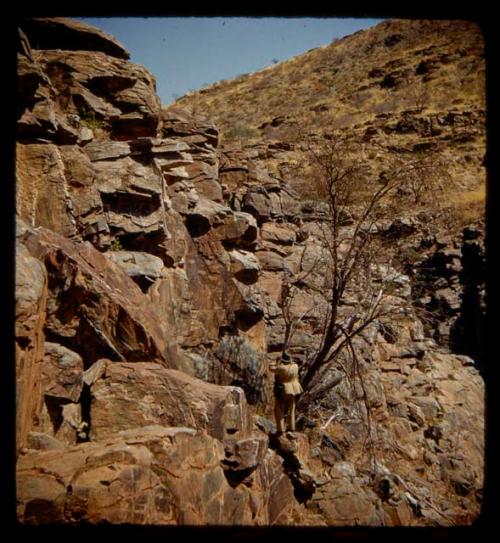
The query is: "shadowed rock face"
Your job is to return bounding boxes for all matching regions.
[15,17,484,527]
[32,49,161,140]
[19,18,131,59]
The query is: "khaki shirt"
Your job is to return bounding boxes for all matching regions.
[274,362,303,395]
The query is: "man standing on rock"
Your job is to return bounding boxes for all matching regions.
[270,352,303,433]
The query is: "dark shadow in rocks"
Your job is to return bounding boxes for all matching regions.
[77,384,91,443]
[118,231,174,268]
[449,228,485,373]
[185,213,211,238]
[44,395,64,434]
[222,466,256,489]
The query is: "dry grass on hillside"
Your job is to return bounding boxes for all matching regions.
[175,18,486,237]
[177,18,485,145]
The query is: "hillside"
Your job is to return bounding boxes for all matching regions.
[178,19,484,140]
[15,18,485,527]
[178,18,486,224]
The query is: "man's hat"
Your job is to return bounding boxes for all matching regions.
[281,352,291,363]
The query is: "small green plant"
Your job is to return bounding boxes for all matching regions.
[109,238,123,252]
[80,108,104,131]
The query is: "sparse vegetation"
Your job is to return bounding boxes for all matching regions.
[224,122,259,142]
[447,187,486,227]
[175,19,486,427]
[109,238,123,252]
[178,19,485,154]
[80,108,104,131]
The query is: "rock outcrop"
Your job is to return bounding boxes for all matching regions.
[17,425,299,525]
[89,362,252,441]
[19,17,131,59]
[17,220,174,368]
[15,242,48,450]
[15,18,485,527]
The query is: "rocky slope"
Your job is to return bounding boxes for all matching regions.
[179,19,486,229]
[15,18,484,526]
[179,17,487,359]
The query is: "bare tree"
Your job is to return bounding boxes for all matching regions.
[304,137,398,390]
[279,133,437,405]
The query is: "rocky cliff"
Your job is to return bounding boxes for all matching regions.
[15,18,484,527]
[179,17,487,364]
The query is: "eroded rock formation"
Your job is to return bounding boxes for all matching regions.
[15,18,484,527]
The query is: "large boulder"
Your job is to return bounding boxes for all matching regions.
[260,222,297,246]
[16,143,79,239]
[90,362,252,441]
[58,145,106,242]
[42,342,83,403]
[38,342,85,446]
[228,249,261,284]
[310,478,385,526]
[17,20,158,143]
[16,142,110,248]
[106,250,165,292]
[161,106,219,148]
[150,228,262,350]
[84,137,197,261]
[16,427,229,524]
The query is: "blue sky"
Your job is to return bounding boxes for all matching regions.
[80,17,383,105]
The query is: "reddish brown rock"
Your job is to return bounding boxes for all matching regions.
[17,427,226,524]
[242,187,272,222]
[228,249,261,283]
[310,479,385,526]
[17,425,308,525]
[90,362,252,441]
[38,401,83,447]
[151,228,262,350]
[42,342,83,403]
[15,241,48,451]
[14,18,486,528]
[256,250,287,272]
[20,224,175,367]
[149,267,212,349]
[17,33,59,139]
[38,342,85,446]
[16,143,79,239]
[161,106,219,147]
[106,250,165,292]
[16,142,112,247]
[58,145,108,242]
[261,222,297,245]
[223,436,268,474]
[26,431,65,451]
[33,48,160,140]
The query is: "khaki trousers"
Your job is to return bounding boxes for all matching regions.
[274,393,297,433]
